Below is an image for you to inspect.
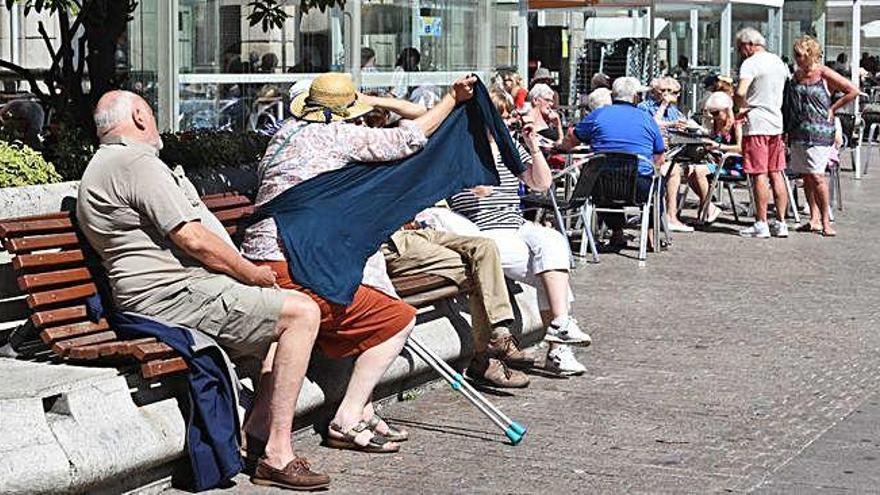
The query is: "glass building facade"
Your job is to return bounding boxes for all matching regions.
[1,1,873,130]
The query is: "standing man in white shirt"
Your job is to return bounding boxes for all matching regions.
[734,27,791,239]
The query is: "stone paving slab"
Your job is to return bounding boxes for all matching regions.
[173,165,880,494]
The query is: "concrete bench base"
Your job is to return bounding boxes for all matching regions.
[0,285,544,494]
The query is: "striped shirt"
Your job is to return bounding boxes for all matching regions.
[449,138,532,230]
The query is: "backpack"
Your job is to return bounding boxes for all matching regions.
[781,77,800,134]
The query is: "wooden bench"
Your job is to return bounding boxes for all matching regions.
[0,192,464,380]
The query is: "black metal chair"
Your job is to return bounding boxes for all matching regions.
[588,152,662,267]
[521,153,605,264]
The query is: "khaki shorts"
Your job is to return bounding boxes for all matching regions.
[137,274,288,359]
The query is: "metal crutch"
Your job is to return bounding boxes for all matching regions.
[403,336,527,445]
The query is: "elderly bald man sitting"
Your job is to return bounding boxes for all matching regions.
[76,90,330,491]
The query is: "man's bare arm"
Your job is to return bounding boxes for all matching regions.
[734,78,752,115]
[168,221,276,287]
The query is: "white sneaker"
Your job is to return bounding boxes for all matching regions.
[544,316,592,347]
[668,222,695,233]
[770,220,789,238]
[545,345,586,376]
[739,221,770,238]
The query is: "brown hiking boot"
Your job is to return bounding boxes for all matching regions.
[251,456,330,491]
[487,334,535,369]
[466,355,530,388]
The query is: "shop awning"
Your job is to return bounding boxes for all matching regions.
[584,16,668,39]
[863,19,880,38]
[529,0,651,8]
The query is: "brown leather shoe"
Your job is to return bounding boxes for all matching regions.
[487,334,535,369]
[251,456,330,491]
[466,355,530,388]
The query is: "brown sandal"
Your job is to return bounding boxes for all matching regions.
[323,421,400,453]
[366,414,409,442]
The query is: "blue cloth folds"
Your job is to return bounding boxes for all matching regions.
[85,292,242,492]
[254,80,526,306]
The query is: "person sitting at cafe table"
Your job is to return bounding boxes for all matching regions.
[525,84,565,155]
[684,91,743,224]
[638,76,693,233]
[559,77,666,250]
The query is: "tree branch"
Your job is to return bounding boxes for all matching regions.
[0,59,49,102]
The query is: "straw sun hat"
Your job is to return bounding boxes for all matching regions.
[289,73,374,123]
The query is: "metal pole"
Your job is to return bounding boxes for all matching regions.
[518,0,529,82]
[158,0,180,132]
[690,8,698,68]
[852,0,862,179]
[649,0,656,81]
[10,2,19,67]
[690,8,699,113]
[720,2,732,76]
[349,0,362,87]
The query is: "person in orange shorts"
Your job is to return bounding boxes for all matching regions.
[240,73,478,455]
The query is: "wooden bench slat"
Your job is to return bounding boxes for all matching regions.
[31,305,88,328]
[142,357,188,379]
[5,232,80,254]
[200,192,241,201]
[121,337,159,354]
[132,342,177,361]
[0,218,74,237]
[202,195,252,210]
[40,319,110,344]
[213,205,255,224]
[68,340,126,360]
[51,330,117,356]
[18,267,92,291]
[403,285,464,308]
[12,250,86,271]
[393,274,455,297]
[27,282,97,309]
[0,211,71,225]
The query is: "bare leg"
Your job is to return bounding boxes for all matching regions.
[752,173,770,222]
[665,164,687,227]
[688,165,715,219]
[244,293,321,470]
[537,270,570,321]
[803,175,821,229]
[329,318,414,448]
[768,171,789,222]
[811,173,835,234]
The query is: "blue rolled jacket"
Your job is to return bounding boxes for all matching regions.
[252,80,527,306]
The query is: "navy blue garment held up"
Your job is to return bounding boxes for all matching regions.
[254,79,526,305]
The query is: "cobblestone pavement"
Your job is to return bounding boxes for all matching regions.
[185,163,880,494]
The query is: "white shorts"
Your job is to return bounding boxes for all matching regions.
[481,222,574,311]
[789,144,834,175]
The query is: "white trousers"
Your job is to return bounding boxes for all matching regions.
[481,222,574,312]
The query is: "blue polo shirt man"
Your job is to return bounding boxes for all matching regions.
[565,77,666,242]
[572,80,665,176]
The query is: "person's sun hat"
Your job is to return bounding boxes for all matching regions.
[532,67,553,84]
[289,73,374,123]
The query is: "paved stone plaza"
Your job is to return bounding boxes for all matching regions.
[184,162,880,494]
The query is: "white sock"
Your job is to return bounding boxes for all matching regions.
[550,315,570,328]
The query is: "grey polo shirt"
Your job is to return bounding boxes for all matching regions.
[76,136,234,311]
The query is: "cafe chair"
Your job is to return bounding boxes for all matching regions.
[699,152,751,223]
[588,152,662,267]
[521,153,604,265]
